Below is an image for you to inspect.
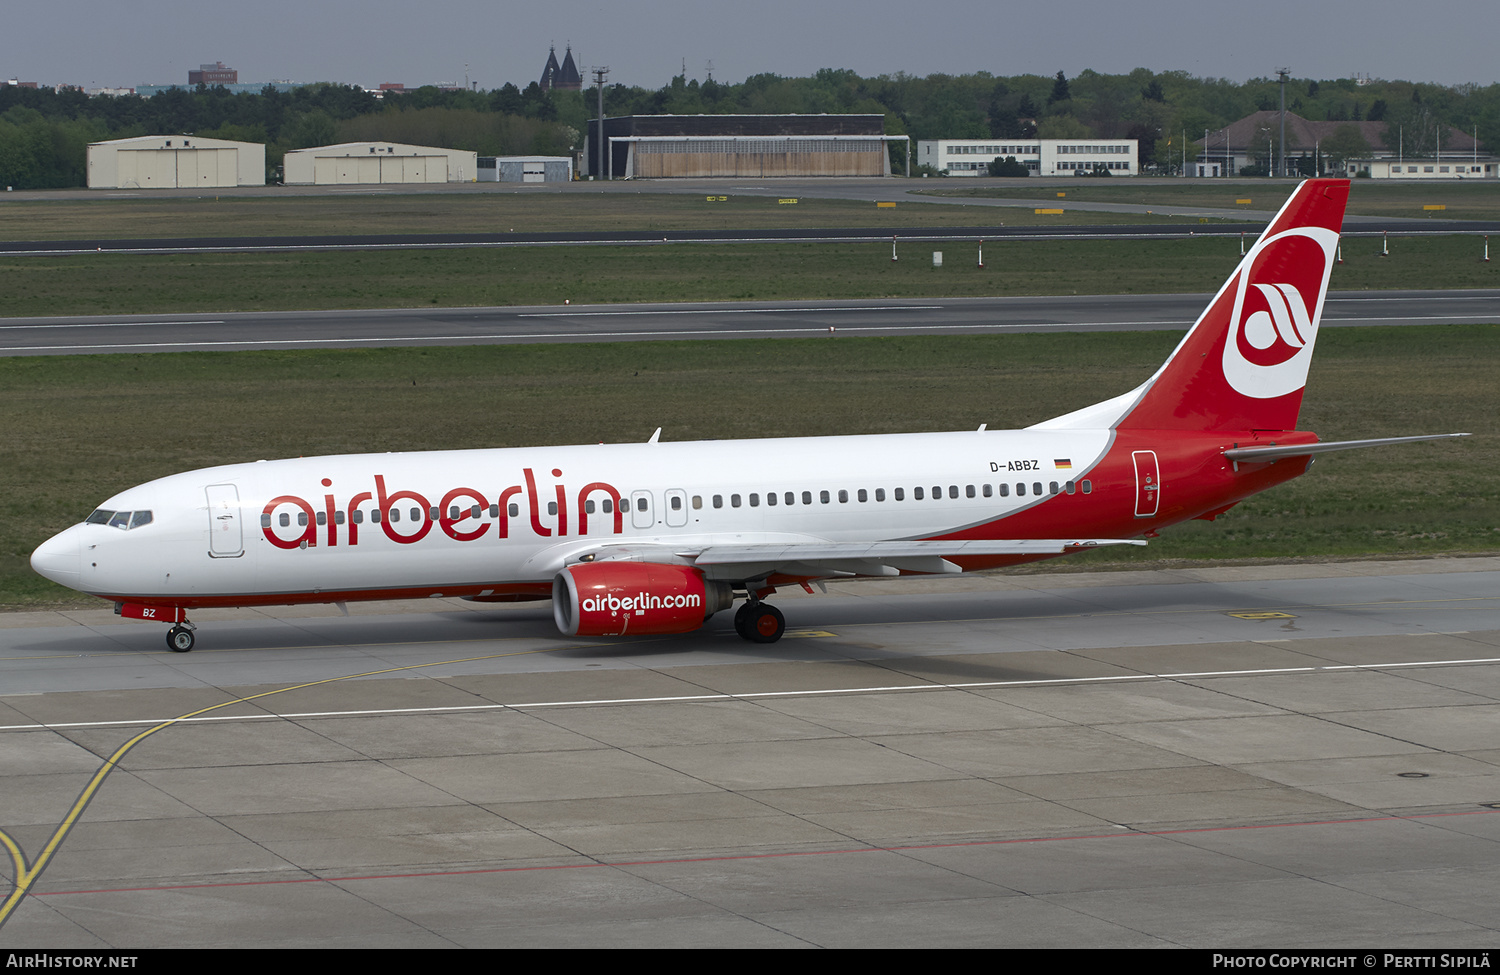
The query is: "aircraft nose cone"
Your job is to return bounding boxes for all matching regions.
[31,525,82,590]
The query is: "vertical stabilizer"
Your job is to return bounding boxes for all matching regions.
[1112,179,1349,433]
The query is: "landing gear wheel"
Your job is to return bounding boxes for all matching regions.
[733,602,754,640]
[166,625,195,653]
[745,604,785,644]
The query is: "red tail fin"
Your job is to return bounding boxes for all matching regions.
[1116,179,1349,433]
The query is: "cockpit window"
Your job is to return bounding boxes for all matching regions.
[86,509,153,530]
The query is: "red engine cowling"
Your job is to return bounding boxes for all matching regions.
[553,561,733,637]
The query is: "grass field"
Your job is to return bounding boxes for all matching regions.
[922,179,1500,219]
[2,326,1491,609]
[2,234,1496,318]
[0,192,1215,242]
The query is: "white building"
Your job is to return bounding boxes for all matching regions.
[283,142,478,185]
[87,135,265,189]
[918,139,1138,177]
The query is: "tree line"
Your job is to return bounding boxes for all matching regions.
[1,69,1495,188]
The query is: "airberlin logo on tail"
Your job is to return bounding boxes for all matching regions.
[1221,227,1338,400]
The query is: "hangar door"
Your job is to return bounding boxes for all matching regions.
[380,156,445,183]
[116,148,239,188]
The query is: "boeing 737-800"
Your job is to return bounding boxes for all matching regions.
[30,179,1465,652]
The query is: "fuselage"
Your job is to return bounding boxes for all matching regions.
[31,424,1311,609]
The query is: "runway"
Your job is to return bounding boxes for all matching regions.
[2,558,1497,946]
[3,290,1498,356]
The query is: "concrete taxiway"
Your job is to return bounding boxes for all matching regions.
[1,557,1497,947]
[2,290,1497,356]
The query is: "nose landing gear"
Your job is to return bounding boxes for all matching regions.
[166,623,196,653]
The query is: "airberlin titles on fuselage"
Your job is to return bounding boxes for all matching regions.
[261,468,624,549]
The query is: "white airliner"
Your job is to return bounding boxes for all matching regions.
[31,179,1465,652]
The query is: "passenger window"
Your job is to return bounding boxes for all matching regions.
[820,490,830,504]
[390,509,400,523]
[894,487,905,501]
[982,484,992,498]
[261,513,272,528]
[585,500,596,514]
[1065,481,1075,495]
[671,495,682,510]
[785,492,794,505]
[547,502,557,515]
[713,495,723,509]
[1032,482,1043,496]
[280,513,291,527]
[766,492,777,506]
[372,509,382,524]
[749,493,759,507]
[1049,482,1059,494]
[1016,483,1025,497]
[914,487,924,500]
[857,489,867,502]
[488,505,498,518]
[966,485,976,498]
[838,490,848,503]
[316,511,327,526]
[999,483,1009,497]
[297,512,308,527]
[336,511,347,525]
[949,486,959,499]
[692,496,702,510]
[1082,480,1093,494]
[875,488,885,502]
[602,499,612,514]
[509,503,519,517]
[933,486,942,499]
[353,510,365,524]
[449,506,460,519]
[731,494,741,508]
[412,507,422,521]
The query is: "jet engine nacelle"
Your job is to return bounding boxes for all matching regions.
[552,561,733,637]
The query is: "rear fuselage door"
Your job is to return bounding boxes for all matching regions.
[1132,450,1160,518]
[206,484,244,557]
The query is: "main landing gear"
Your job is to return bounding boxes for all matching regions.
[733,599,785,644]
[166,622,196,653]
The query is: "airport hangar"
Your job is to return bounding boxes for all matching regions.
[583,114,910,179]
[283,142,480,185]
[86,135,266,189]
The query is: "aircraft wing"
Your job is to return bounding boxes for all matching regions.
[579,537,1146,579]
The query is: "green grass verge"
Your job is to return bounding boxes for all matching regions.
[2,235,1496,318]
[921,179,1500,219]
[3,326,1492,609]
[0,192,1215,242]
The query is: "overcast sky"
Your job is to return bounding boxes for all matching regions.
[7,0,1494,91]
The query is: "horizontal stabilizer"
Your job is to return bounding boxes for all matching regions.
[1223,433,1470,463]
